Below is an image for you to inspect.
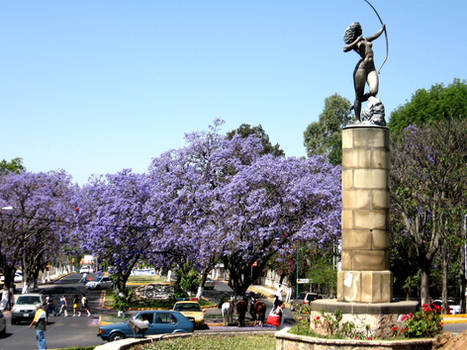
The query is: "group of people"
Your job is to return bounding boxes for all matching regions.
[54,294,91,317]
[271,284,286,329]
[29,293,92,349]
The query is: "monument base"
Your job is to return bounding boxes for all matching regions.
[337,270,392,303]
[310,299,418,338]
[276,327,434,350]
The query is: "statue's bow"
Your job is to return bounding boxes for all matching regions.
[363,0,388,74]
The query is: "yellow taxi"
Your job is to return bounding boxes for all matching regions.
[172,300,204,327]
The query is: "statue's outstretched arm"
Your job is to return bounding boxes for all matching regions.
[344,35,363,52]
[367,24,386,42]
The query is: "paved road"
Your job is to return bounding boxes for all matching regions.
[0,276,283,349]
[443,322,467,334]
[0,273,106,350]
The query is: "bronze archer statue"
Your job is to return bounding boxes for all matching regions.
[344,21,386,123]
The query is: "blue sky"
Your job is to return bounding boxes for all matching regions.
[1,1,465,184]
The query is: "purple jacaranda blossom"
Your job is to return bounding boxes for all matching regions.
[0,170,76,290]
[148,121,341,296]
[76,170,164,295]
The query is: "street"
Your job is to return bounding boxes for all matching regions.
[0,273,106,350]
[0,274,282,349]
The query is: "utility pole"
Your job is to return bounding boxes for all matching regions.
[296,247,299,298]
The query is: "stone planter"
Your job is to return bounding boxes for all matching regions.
[276,327,434,350]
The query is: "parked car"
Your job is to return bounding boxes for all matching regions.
[432,299,461,314]
[0,310,6,337]
[79,265,93,274]
[172,300,205,327]
[85,276,113,290]
[0,271,22,283]
[97,310,193,341]
[290,292,322,312]
[204,279,215,290]
[11,293,45,324]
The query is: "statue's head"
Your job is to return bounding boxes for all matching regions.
[344,22,362,44]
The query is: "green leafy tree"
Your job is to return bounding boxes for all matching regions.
[390,118,466,306]
[388,78,467,134]
[0,157,25,174]
[306,250,337,297]
[227,124,284,157]
[303,94,352,165]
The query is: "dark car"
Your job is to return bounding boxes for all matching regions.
[97,310,194,342]
[203,279,215,290]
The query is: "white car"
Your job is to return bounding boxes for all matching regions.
[0,271,22,283]
[80,266,94,274]
[85,276,113,290]
[11,293,45,324]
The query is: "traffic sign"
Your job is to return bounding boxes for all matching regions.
[296,278,310,284]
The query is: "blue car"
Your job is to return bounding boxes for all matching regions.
[98,310,194,341]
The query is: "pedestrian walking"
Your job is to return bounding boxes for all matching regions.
[8,287,14,310]
[274,301,286,330]
[80,272,88,285]
[58,295,68,317]
[285,287,292,304]
[78,293,91,317]
[29,304,47,350]
[72,295,79,317]
[0,288,8,311]
[273,284,284,310]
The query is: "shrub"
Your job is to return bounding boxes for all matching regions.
[393,304,443,338]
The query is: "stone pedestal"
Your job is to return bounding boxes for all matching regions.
[337,125,392,303]
[308,125,419,338]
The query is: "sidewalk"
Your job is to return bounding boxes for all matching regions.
[248,285,277,300]
[248,284,292,307]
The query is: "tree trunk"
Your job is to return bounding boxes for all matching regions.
[441,244,449,314]
[420,268,430,306]
[460,242,466,313]
[195,269,209,299]
[2,268,15,290]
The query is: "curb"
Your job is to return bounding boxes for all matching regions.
[442,313,467,318]
[442,319,467,324]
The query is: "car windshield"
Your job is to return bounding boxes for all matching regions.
[297,293,307,299]
[16,296,41,305]
[174,303,201,311]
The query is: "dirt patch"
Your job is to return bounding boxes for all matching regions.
[434,330,467,349]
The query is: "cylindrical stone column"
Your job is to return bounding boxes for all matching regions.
[337,126,392,303]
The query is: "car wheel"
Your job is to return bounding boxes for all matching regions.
[109,332,125,342]
[11,318,17,325]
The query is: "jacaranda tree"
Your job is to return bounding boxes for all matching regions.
[220,155,341,295]
[149,120,341,296]
[148,120,264,298]
[0,170,75,290]
[77,170,163,296]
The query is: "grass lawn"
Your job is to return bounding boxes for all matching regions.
[51,347,95,350]
[135,334,275,350]
[127,275,168,284]
[104,289,216,310]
